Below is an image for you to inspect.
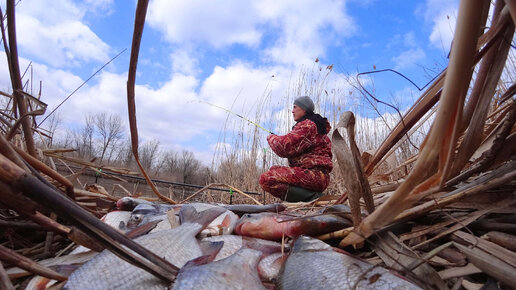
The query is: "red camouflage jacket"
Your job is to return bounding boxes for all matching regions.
[267,119,333,173]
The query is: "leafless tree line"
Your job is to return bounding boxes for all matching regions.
[45,111,208,185]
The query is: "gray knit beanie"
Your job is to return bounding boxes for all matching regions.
[294,96,315,113]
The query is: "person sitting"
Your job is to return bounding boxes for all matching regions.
[259,96,333,202]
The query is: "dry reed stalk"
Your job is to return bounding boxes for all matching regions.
[0,152,179,283]
[0,261,14,290]
[5,0,36,157]
[453,241,516,286]
[0,245,67,282]
[0,134,29,172]
[332,111,374,226]
[484,232,516,251]
[340,1,488,247]
[12,146,75,198]
[448,8,514,180]
[438,263,481,280]
[506,0,516,24]
[181,183,262,205]
[44,152,136,175]
[371,231,446,289]
[125,0,175,204]
[393,160,516,224]
[446,101,516,186]
[364,75,444,176]
[411,196,516,250]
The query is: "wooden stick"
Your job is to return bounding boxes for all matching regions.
[485,231,516,251]
[0,261,14,290]
[6,0,36,157]
[13,145,75,199]
[0,244,67,281]
[453,241,516,286]
[452,230,516,268]
[505,0,516,25]
[181,182,262,205]
[412,197,516,249]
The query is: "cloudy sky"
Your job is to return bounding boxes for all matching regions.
[0,0,460,163]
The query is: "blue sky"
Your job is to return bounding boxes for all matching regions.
[0,0,460,163]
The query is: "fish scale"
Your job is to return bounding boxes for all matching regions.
[172,248,266,290]
[65,223,203,289]
[278,236,421,290]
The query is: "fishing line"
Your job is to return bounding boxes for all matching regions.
[199,100,275,134]
[37,48,127,128]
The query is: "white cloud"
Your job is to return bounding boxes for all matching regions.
[257,0,355,65]
[403,32,417,47]
[147,0,263,48]
[200,62,280,110]
[16,0,110,67]
[392,48,426,70]
[83,0,115,14]
[429,11,456,52]
[419,0,459,51]
[148,0,356,66]
[170,49,200,75]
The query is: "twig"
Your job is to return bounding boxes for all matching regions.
[181,182,262,205]
[0,244,67,281]
[0,260,14,290]
[6,0,36,156]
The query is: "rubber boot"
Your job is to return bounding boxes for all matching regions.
[285,186,323,202]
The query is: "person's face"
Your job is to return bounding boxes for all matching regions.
[292,104,306,122]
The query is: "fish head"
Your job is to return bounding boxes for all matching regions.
[126,204,161,229]
[126,213,145,229]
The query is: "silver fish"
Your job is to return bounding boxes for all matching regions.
[126,203,170,229]
[172,248,266,290]
[258,252,287,282]
[202,235,283,261]
[223,203,287,215]
[199,210,239,238]
[100,210,132,232]
[116,196,153,211]
[278,236,421,290]
[65,206,225,290]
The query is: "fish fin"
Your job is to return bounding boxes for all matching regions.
[182,241,224,269]
[179,205,226,231]
[242,237,282,256]
[220,214,232,228]
[199,240,224,258]
[167,210,180,229]
[272,254,288,268]
[125,219,161,239]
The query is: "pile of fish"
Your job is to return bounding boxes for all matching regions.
[16,197,422,289]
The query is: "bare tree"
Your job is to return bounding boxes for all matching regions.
[72,114,95,159]
[94,112,124,162]
[178,150,201,184]
[42,113,61,147]
[140,139,161,170]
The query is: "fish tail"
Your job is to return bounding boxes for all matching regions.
[179,205,225,229]
[182,241,224,269]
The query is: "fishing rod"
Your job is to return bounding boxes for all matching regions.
[199,100,275,134]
